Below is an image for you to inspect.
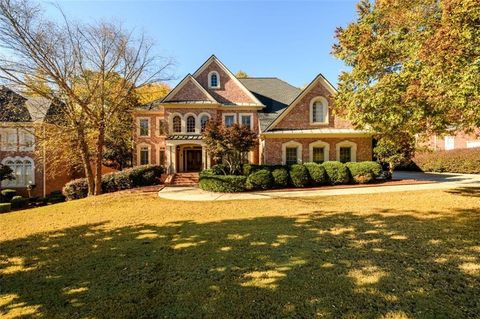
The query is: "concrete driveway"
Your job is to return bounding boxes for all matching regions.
[158,171,480,202]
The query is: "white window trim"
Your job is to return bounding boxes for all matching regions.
[198,112,211,131]
[282,141,303,165]
[1,156,35,188]
[137,117,151,137]
[184,112,199,134]
[239,113,254,130]
[309,96,329,125]
[309,140,330,162]
[137,143,151,165]
[169,112,184,134]
[222,113,237,127]
[208,71,220,89]
[466,140,480,149]
[336,140,357,162]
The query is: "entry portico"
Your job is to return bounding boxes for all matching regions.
[165,136,212,174]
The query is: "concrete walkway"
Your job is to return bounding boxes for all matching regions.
[158,171,480,202]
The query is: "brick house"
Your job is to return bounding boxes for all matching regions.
[133,55,373,173]
[0,86,75,197]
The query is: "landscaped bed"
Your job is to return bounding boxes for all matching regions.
[1,188,479,318]
[199,161,387,193]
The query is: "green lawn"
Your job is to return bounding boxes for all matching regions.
[1,188,480,318]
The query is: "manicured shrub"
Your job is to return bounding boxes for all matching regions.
[289,164,311,188]
[199,174,246,193]
[63,165,163,200]
[63,178,89,200]
[11,195,28,209]
[126,165,163,187]
[1,189,16,202]
[411,148,480,174]
[0,203,11,213]
[246,169,273,190]
[271,167,289,188]
[346,161,383,184]
[322,161,350,185]
[304,162,328,186]
[211,164,229,175]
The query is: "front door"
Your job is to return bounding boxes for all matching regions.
[185,149,202,172]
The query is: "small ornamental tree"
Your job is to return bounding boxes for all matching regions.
[0,164,14,184]
[202,118,258,175]
[374,133,415,173]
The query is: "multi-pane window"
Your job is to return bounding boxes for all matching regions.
[140,146,149,165]
[20,131,34,151]
[312,147,325,163]
[200,115,210,132]
[139,119,149,136]
[285,147,298,165]
[0,129,18,151]
[339,147,351,163]
[210,73,218,88]
[159,149,165,166]
[1,158,34,187]
[241,114,252,129]
[312,101,326,123]
[186,116,196,133]
[224,115,235,127]
[172,116,181,133]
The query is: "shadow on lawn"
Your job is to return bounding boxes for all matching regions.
[1,208,480,318]
[446,187,480,198]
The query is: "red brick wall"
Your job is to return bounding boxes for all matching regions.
[275,80,352,130]
[166,79,211,102]
[263,137,372,165]
[133,111,167,166]
[195,60,257,105]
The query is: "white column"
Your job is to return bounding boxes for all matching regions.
[201,146,206,170]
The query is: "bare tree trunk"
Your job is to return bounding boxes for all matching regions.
[76,125,95,196]
[94,121,105,196]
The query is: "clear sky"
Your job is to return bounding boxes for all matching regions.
[44,1,359,88]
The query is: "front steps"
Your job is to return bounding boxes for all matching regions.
[166,172,199,187]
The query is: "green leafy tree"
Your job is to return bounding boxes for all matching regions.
[332,0,480,149]
[202,118,258,175]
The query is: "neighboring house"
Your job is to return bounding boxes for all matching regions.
[133,55,373,173]
[0,86,74,197]
[425,131,480,151]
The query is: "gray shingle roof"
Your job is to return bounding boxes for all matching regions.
[239,78,301,131]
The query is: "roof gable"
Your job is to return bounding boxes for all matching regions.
[193,55,263,106]
[162,74,217,104]
[265,74,338,131]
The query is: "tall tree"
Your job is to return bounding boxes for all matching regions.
[0,0,172,195]
[135,82,170,105]
[332,0,480,144]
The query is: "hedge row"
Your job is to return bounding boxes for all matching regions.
[62,165,163,200]
[200,161,383,193]
[406,148,480,174]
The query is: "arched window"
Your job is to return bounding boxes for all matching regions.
[208,71,220,89]
[310,97,329,124]
[186,116,196,133]
[200,115,210,131]
[1,157,34,187]
[172,116,181,133]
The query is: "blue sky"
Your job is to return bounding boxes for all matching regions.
[45,1,359,88]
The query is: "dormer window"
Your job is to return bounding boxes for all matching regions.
[208,71,220,89]
[310,97,329,124]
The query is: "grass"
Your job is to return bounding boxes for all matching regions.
[1,188,480,318]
